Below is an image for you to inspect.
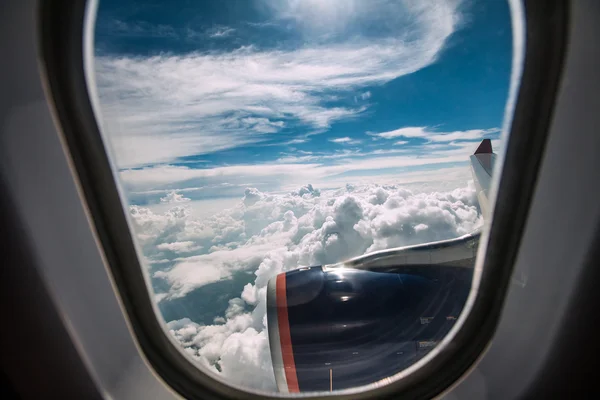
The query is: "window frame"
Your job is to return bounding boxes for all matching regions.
[37,0,569,398]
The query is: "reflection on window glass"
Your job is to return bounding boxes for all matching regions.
[92,0,515,393]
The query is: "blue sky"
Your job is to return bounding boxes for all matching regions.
[93,0,513,204]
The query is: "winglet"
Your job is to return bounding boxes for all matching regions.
[474,139,492,155]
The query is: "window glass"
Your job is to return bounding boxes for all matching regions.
[92,0,517,393]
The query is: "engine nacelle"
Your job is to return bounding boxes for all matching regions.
[266,263,473,392]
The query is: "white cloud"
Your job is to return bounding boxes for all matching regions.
[285,138,307,145]
[132,180,482,390]
[360,91,372,100]
[291,184,320,198]
[167,316,274,390]
[93,1,464,168]
[330,137,352,143]
[160,190,191,203]
[156,241,201,253]
[394,140,409,146]
[329,137,361,144]
[98,131,257,168]
[209,27,236,38]
[371,126,499,142]
[240,117,285,134]
[264,0,461,43]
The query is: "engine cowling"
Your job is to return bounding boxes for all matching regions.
[266,264,473,392]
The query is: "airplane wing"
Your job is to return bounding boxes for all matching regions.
[267,140,495,392]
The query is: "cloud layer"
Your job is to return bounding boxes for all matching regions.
[118,139,498,204]
[130,182,482,390]
[370,126,499,142]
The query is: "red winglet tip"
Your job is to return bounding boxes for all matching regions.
[474,139,492,154]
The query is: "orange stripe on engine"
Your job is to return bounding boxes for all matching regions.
[276,273,300,393]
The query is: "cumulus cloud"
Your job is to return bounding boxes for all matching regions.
[94,1,464,168]
[131,182,482,390]
[160,190,191,203]
[156,241,201,253]
[292,183,320,198]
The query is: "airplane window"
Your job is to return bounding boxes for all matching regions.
[90,0,518,394]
